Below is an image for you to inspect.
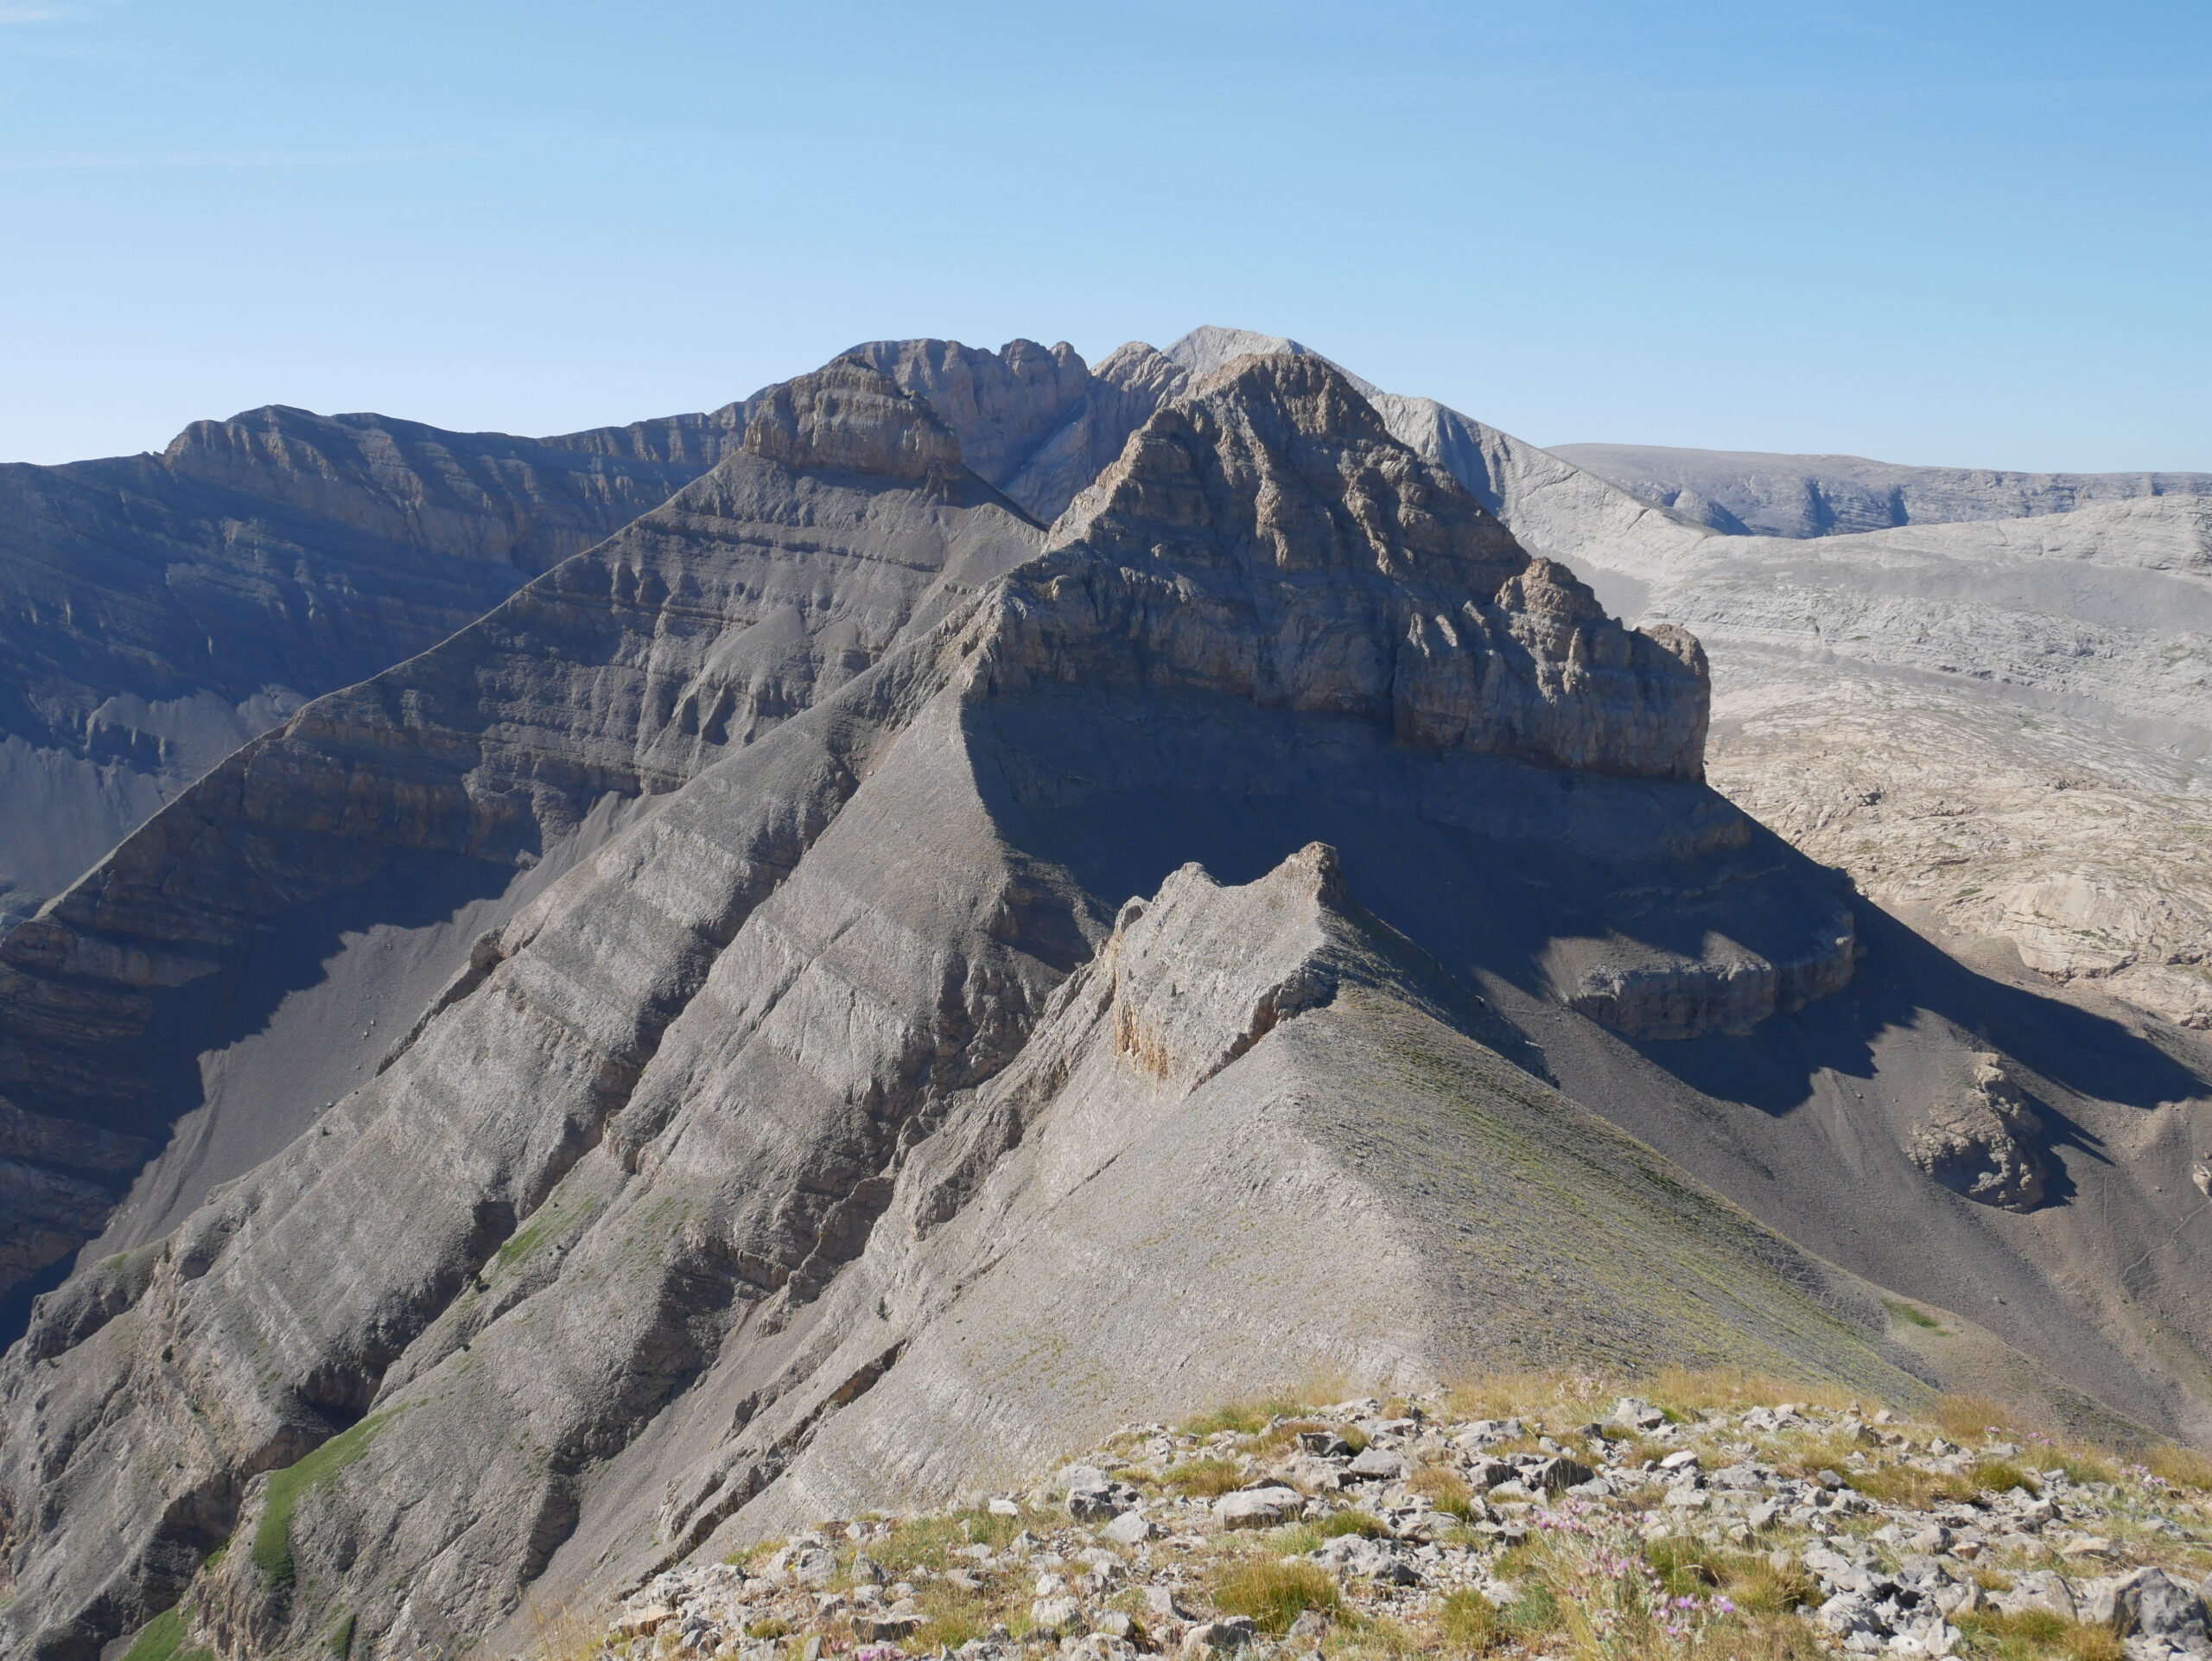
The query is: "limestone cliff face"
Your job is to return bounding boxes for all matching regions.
[984,354,1709,780]
[845,335,1189,524]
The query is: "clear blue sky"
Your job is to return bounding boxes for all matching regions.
[3,0,2206,471]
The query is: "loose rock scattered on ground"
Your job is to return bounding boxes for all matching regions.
[578,1375,2212,1661]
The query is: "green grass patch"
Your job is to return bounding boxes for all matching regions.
[1407,1464,1477,1520]
[1974,1458,2041,1495]
[2051,1449,2122,1486]
[1434,1588,1504,1651]
[119,1607,213,1661]
[866,1506,1023,1574]
[910,1589,993,1653]
[1184,1392,1319,1437]
[1316,1509,1382,1539]
[1957,1607,2124,1660]
[1271,1511,1383,1556]
[493,1196,586,1271]
[1885,1299,1945,1332]
[1162,1456,1245,1498]
[2145,1443,2212,1490]
[1848,1463,1976,1507]
[251,1409,405,1592]
[1251,1417,1368,1458]
[327,1611,356,1658]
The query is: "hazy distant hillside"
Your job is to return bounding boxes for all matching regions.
[1554,440,2212,538]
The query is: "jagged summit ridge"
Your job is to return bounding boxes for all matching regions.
[985,353,1709,779]
[741,359,966,483]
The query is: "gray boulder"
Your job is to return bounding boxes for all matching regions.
[2084,1568,2209,1651]
[1345,1448,1405,1481]
[1213,1486,1305,1530]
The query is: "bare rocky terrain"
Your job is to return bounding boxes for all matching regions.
[1552,443,2212,540]
[0,331,2209,1661]
[567,1377,2212,1661]
[1552,489,2212,1031]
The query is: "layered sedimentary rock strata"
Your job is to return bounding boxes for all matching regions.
[1,340,2208,1661]
[0,400,747,920]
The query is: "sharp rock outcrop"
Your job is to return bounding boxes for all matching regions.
[1907,1053,2051,1212]
[987,353,1708,780]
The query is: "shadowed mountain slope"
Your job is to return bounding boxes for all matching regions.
[1182,332,2212,1033]
[3,347,2210,1661]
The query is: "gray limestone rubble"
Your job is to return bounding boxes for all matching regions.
[584,1387,2212,1661]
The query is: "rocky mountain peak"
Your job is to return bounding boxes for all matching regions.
[1060,351,1521,582]
[739,358,964,483]
[841,337,1090,490]
[992,352,1708,779]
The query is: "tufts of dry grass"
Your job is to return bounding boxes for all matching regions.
[1273,1511,1386,1556]
[2050,1448,2123,1487]
[1849,1466,1976,1508]
[1183,1369,1353,1438]
[1406,1464,1478,1521]
[1319,1612,1421,1661]
[1642,1536,1821,1618]
[1973,1458,2041,1495]
[908,1581,1001,1652]
[1440,1365,1864,1433]
[1252,1417,1370,1459]
[1162,1456,1246,1498]
[1430,1588,1505,1652]
[1847,1455,2036,1508]
[1957,1607,2125,1660]
[1933,1393,2028,1441]
[1643,1366,1859,1420]
[1475,1524,1840,1661]
[1441,1369,1595,1423]
[864,1506,1024,1575]
[514,1595,620,1661]
[1766,1429,1873,1483]
[2145,1443,2212,1491]
[1209,1558,1340,1633]
[1185,1397,1309,1437]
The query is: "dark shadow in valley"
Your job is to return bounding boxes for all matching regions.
[129,850,517,1142]
[969,687,2209,1122]
[0,850,516,1352]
